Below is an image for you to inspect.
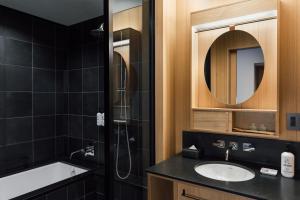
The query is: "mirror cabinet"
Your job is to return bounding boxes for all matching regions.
[190,0,279,138]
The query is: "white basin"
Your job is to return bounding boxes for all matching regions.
[194,162,255,182]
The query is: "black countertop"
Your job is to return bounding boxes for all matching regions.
[147,155,300,200]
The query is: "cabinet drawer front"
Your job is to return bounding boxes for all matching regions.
[177,183,254,200]
[192,111,231,131]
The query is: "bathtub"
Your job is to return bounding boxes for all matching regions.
[0,162,88,200]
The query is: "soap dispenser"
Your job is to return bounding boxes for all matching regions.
[281,144,295,178]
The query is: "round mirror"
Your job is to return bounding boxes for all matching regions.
[204,30,264,105]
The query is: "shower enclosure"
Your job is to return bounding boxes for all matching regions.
[104,0,155,199]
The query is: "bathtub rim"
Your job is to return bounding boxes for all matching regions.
[1,161,94,200]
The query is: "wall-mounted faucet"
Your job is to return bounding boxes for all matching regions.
[212,140,225,148]
[243,143,256,152]
[69,149,85,160]
[69,146,95,160]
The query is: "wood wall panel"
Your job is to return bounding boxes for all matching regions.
[155,0,176,162]
[113,6,142,32]
[279,0,297,141]
[157,0,300,156]
[174,0,251,152]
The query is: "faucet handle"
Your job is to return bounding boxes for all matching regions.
[229,142,238,151]
[243,143,255,152]
[84,146,95,157]
[212,140,225,148]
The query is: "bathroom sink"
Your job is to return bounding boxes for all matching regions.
[194,162,255,182]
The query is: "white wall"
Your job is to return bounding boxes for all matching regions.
[236,48,264,103]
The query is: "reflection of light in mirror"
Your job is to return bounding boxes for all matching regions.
[112,0,142,13]
[192,10,277,33]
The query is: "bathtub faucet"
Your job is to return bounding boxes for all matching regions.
[69,146,95,160]
[69,149,85,160]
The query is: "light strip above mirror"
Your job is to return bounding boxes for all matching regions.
[113,39,130,48]
[192,10,277,33]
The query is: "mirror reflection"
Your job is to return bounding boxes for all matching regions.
[204,30,264,105]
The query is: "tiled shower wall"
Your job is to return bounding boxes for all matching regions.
[66,18,105,165]
[0,5,105,174]
[0,5,69,173]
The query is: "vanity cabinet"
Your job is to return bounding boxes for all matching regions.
[148,173,255,200]
[176,182,253,200]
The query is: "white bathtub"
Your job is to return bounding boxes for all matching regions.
[0,162,88,200]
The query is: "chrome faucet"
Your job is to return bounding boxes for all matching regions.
[69,146,95,160]
[225,148,231,161]
[69,149,85,160]
[243,143,256,152]
[225,142,238,161]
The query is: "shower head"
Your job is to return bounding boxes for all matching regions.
[90,23,104,36]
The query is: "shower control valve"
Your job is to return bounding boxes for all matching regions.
[97,113,105,127]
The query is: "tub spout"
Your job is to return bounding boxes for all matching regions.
[69,149,85,160]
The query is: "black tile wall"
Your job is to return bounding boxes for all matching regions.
[0,4,106,199]
[66,17,105,166]
[0,5,68,174]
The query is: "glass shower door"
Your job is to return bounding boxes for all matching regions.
[105,0,155,199]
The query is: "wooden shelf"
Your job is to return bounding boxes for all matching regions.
[192,107,277,113]
[232,127,275,136]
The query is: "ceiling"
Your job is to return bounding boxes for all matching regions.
[0,0,142,26]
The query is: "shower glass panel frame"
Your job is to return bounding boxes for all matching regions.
[104,0,155,199]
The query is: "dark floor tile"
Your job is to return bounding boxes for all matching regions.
[0,65,32,91]
[33,68,55,92]
[33,116,55,139]
[33,44,55,69]
[33,93,55,116]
